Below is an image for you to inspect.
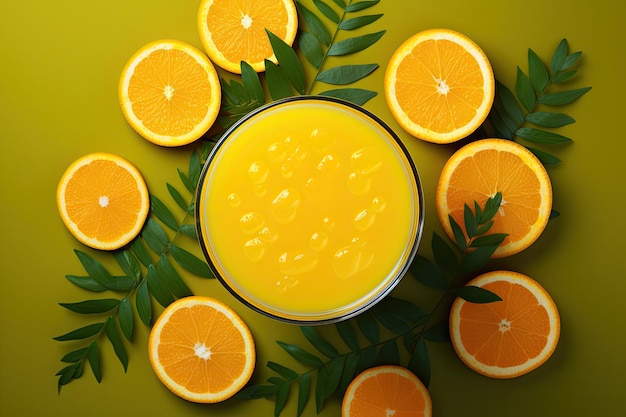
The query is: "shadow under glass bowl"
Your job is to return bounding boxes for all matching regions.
[195,96,424,325]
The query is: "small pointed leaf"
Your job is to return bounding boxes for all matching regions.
[345,0,380,11]
[267,30,305,94]
[313,0,339,23]
[168,244,214,278]
[538,87,592,106]
[451,285,502,303]
[327,31,386,56]
[316,64,378,85]
[515,127,572,144]
[339,14,383,30]
[151,195,179,231]
[515,66,535,112]
[296,2,331,46]
[318,88,377,105]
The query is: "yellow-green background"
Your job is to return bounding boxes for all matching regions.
[1,0,622,416]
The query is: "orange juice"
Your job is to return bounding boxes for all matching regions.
[196,97,423,323]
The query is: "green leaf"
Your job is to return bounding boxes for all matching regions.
[276,341,324,367]
[447,216,467,251]
[327,31,385,56]
[316,64,378,85]
[458,245,499,273]
[177,168,195,194]
[527,146,562,165]
[409,254,448,290]
[469,233,508,248]
[551,70,577,83]
[74,250,118,290]
[166,183,190,213]
[57,362,81,392]
[296,2,331,46]
[59,299,120,314]
[525,111,575,128]
[275,383,290,417]
[130,238,153,267]
[515,66,535,112]
[515,127,572,144]
[241,61,265,105]
[496,80,525,126]
[65,275,107,292]
[431,232,458,273]
[151,195,179,231]
[356,345,377,373]
[423,320,450,342]
[105,317,128,372]
[298,30,324,69]
[451,285,503,303]
[528,48,550,93]
[551,39,569,72]
[53,322,104,341]
[318,88,377,105]
[146,264,175,307]
[179,224,197,239]
[267,30,305,94]
[562,51,582,70]
[336,321,359,351]
[168,244,214,278]
[339,351,360,393]
[297,373,311,417]
[408,338,430,387]
[464,203,478,239]
[87,341,101,382]
[301,326,339,358]
[61,347,88,363]
[313,0,339,23]
[135,279,152,326]
[331,0,345,7]
[488,107,515,140]
[550,209,560,219]
[141,218,169,253]
[355,311,379,344]
[339,14,383,30]
[237,384,280,399]
[346,0,380,12]
[267,361,298,381]
[113,250,141,281]
[481,192,502,222]
[538,87,592,106]
[157,253,193,298]
[315,357,345,411]
[188,150,202,189]
[118,296,133,341]
[376,339,400,365]
[265,60,293,100]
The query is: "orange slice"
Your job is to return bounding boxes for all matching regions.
[148,296,256,403]
[56,152,150,251]
[436,138,552,257]
[197,0,298,73]
[384,28,495,143]
[342,365,432,417]
[118,39,221,147]
[449,270,560,378]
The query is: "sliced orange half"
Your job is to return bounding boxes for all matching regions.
[385,28,495,143]
[449,270,560,378]
[197,0,298,73]
[56,152,150,251]
[148,296,256,403]
[436,138,552,257]
[119,39,221,147]
[342,365,432,417]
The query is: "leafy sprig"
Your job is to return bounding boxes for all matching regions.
[488,39,592,164]
[54,146,215,392]
[238,194,506,416]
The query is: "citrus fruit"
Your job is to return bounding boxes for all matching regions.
[118,39,221,147]
[56,152,150,251]
[342,365,432,417]
[384,28,495,144]
[436,138,552,257]
[197,0,298,73]
[449,270,560,378]
[148,296,256,403]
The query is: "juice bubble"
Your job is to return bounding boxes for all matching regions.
[309,230,329,251]
[304,176,324,201]
[248,161,269,184]
[278,250,319,275]
[240,212,265,234]
[254,184,267,198]
[267,141,287,163]
[244,237,265,262]
[271,188,301,223]
[227,193,241,208]
[317,154,340,173]
[275,275,300,293]
[354,208,376,231]
[280,161,293,179]
[310,127,334,153]
[322,216,336,232]
[293,145,308,164]
[371,196,387,213]
[332,239,374,279]
[347,172,371,196]
[258,226,278,244]
[351,147,382,174]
